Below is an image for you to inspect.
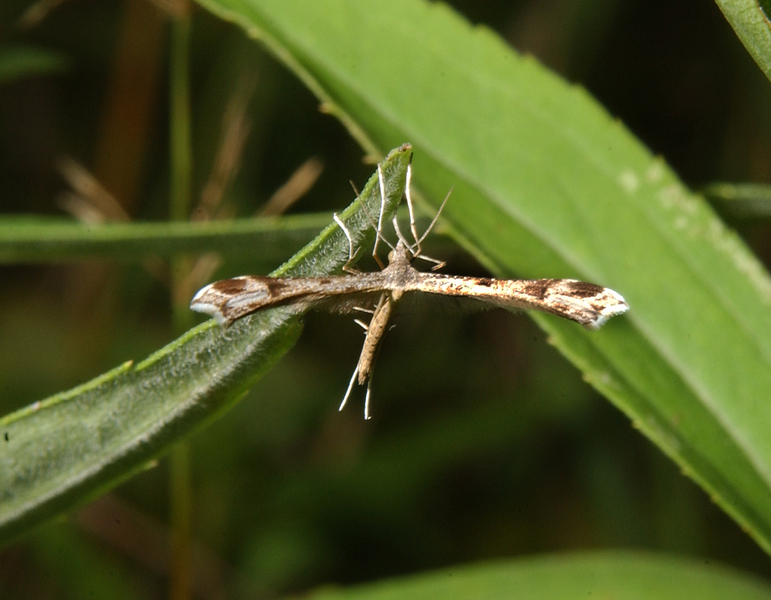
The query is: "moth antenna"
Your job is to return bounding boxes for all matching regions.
[392,214,414,253]
[417,186,452,246]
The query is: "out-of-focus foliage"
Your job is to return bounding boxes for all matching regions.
[1,0,771,598]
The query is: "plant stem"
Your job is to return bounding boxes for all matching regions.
[169,6,193,600]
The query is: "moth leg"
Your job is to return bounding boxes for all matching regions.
[415,253,447,271]
[371,164,388,270]
[333,213,360,273]
[364,374,374,421]
[403,161,421,253]
[393,163,451,269]
[339,364,360,413]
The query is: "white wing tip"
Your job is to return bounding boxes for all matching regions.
[190,284,229,326]
[584,289,629,330]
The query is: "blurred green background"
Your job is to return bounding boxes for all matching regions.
[2,0,771,598]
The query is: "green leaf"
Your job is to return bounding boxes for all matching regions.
[702,182,771,220]
[190,0,771,555]
[0,145,412,546]
[0,213,331,265]
[0,46,69,83]
[305,551,771,600]
[714,0,771,83]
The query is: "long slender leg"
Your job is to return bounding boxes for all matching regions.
[371,164,388,269]
[364,375,373,421]
[333,212,359,273]
[404,162,421,252]
[393,167,452,269]
[339,365,360,412]
[339,159,449,419]
[336,169,393,418]
[339,293,392,419]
